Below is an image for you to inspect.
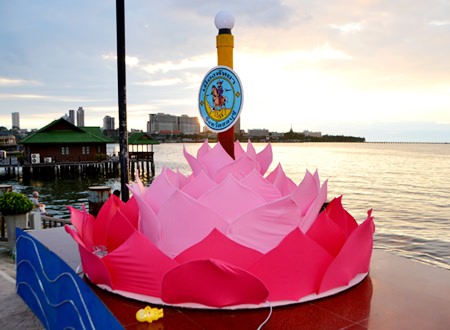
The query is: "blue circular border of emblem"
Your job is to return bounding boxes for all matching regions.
[198,65,244,133]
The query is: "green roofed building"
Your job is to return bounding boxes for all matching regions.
[20,118,114,164]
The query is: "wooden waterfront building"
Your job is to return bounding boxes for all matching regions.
[20,118,114,164]
[18,118,116,179]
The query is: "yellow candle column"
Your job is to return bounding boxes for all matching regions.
[215,11,235,159]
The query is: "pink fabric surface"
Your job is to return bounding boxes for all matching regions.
[175,229,263,269]
[249,229,333,300]
[161,259,269,307]
[319,211,375,293]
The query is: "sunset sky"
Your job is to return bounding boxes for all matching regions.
[1,0,449,142]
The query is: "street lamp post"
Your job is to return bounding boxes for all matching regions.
[215,11,235,159]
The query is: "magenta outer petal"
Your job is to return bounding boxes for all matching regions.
[319,215,375,293]
[162,259,269,308]
[175,229,263,269]
[306,210,346,257]
[325,196,358,238]
[249,229,333,301]
[103,231,178,297]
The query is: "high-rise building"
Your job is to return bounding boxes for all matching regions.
[68,109,75,124]
[147,113,200,135]
[76,107,85,127]
[103,116,115,130]
[179,115,200,135]
[148,113,178,134]
[11,112,20,129]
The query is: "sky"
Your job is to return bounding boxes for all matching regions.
[1,0,449,142]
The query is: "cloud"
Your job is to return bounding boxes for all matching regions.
[0,77,40,86]
[329,22,363,33]
[102,54,140,68]
[429,20,450,26]
[0,93,49,100]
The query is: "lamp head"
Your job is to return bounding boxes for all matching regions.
[215,11,235,33]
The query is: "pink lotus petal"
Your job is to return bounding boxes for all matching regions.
[175,229,263,269]
[265,163,297,196]
[66,226,112,287]
[92,195,123,246]
[180,170,217,199]
[306,208,346,257]
[249,229,333,301]
[163,167,183,188]
[241,170,282,202]
[140,167,177,214]
[255,142,272,175]
[213,154,261,183]
[157,190,228,257]
[245,140,257,159]
[65,224,87,249]
[161,259,269,307]
[67,206,87,239]
[299,179,328,232]
[128,182,161,243]
[184,146,205,176]
[198,142,234,178]
[103,231,178,297]
[325,196,358,238]
[291,170,319,216]
[234,140,246,159]
[198,175,266,224]
[319,213,375,293]
[120,196,140,230]
[196,139,212,159]
[229,197,300,253]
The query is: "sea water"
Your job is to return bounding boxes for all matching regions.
[3,142,449,270]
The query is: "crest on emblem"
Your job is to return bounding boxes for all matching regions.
[198,66,243,133]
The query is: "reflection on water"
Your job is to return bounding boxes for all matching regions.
[2,142,449,270]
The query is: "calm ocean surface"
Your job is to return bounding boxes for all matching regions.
[3,142,449,270]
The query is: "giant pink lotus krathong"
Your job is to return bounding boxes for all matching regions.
[65,140,375,309]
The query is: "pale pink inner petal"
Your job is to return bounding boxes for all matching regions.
[241,170,282,202]
[213,155,261,183]
[180,170,217,199]
[141,168,178,214]
[157,190,228,257]
[265,163,297,196]
[198,142,234,178]
[255,142,273,175]
[234,140,246,159]
[198,175,266,223]
[184,145,205,177]
[245,140,257,160]
[291,170,319,216]
[229,197,301,253]
[196,139,212,159]
[299,180,328,233]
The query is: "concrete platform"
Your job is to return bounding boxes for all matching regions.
[1,228,449,329]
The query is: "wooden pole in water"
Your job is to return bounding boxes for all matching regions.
[116,0,129,201]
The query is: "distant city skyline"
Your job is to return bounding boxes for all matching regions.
[1,2,449,142]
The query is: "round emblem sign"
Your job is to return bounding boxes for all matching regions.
[198,66,243,133]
